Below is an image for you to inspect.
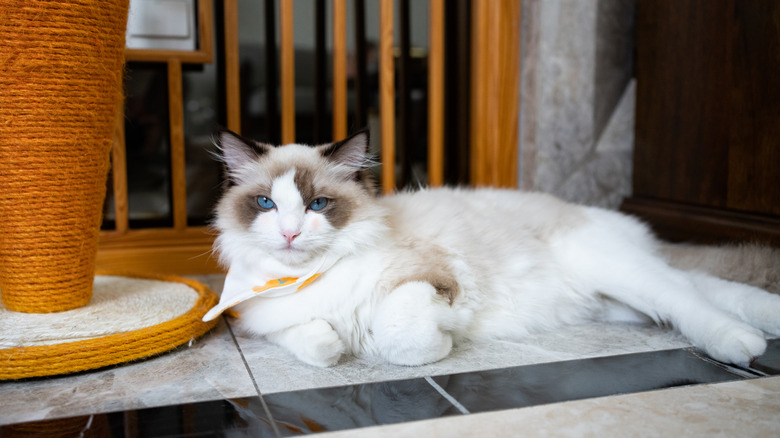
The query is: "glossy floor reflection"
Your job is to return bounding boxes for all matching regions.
[431,348,746,414]
[1,398,275,438]
[265,378,458,436]
[3,340,777,437]
[752,338,780,375]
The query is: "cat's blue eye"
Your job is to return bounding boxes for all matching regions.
[256,196,275,210]
[309,197,328,211]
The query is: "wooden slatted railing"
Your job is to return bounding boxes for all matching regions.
[332,0,348,140]
[167,58,188,231]
[224,0,242,133]
[264,0,280,143]
[98,0,521,275]
[470,0,522,187]
[428,0,445,187]
[280,0,296,144]
[379,0,397,193]
[98,0,227,274]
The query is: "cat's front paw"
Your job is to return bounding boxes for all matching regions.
[704,324,767,367]
[292,319,347,367]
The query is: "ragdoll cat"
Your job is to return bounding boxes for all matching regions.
[204,128,780,368]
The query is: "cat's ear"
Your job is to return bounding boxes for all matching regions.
[215,128,271,175]
[320,128,370,171]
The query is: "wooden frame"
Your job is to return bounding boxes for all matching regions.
[622,197,780,246]
[124,0,214,63]
[280,0,296,144]
[379,0,396,193]
[98,0,234,274]
[333,0,349,141]
[224,0,241,132]
[470,0,521,188]
[427,0,445,186]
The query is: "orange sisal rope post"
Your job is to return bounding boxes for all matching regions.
[0,0,130,313]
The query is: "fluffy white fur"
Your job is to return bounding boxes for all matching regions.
[214,129,780,368]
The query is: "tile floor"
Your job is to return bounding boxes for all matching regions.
[1,274,779,436]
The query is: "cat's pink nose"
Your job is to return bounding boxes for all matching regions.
[282,231,300,244]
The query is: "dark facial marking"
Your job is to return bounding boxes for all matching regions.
[235,194,260,229]
[322,196,355,229]
[233,185,272,229]
[293,166,355,229]
[293,167,316,204]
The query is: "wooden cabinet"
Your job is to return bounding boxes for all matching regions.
[622,0,780,246]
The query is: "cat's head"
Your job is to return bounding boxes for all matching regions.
[213,129,385,269]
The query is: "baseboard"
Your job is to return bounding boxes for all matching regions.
[620,197,780,247]
[97,227,222,275]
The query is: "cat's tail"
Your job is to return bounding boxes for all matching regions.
[660,242,780,294]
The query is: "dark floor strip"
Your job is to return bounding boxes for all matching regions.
[425,376,471,415]
[750,338,780,375]
[686,348,768,378]
[429,348,744,415]
[264,377,459,436]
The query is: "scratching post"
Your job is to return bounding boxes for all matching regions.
[0,0,127,313]
[0,0,219,380]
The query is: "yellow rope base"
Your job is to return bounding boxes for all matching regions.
[0,273,219,380]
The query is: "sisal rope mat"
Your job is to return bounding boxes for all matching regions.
[0,274,219,380]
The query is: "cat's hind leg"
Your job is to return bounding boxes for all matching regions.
[560,211,767,366]
[371,281,459,366]
[580,254,766,366]
[689,272,780,337]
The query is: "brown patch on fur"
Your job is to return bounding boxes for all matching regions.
[383,243,460,306]
[402,274,459,305]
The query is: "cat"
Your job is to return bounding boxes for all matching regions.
[205,128,780,368]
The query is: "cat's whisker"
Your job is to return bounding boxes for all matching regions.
[188,247,220,263]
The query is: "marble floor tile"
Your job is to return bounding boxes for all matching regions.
[185,274,226,296]
[319,376,780,438]
[0,320,255,426]
[235,321,691,395]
